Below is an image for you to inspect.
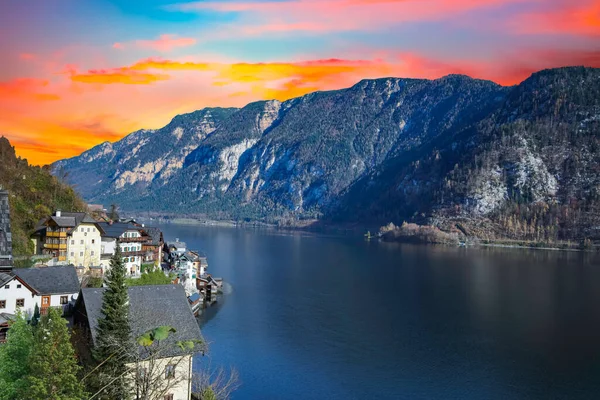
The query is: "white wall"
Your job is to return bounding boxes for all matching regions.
[0,278,78,318]
[0,278,36,317]
[128,355,193,400]
[68,223,102,267]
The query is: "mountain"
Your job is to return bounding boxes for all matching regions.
[53,67,600,242]
[0,137,86,256]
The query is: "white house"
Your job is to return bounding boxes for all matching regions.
[99,222,153,276]
[0,266,80,318]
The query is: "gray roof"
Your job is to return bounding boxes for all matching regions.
[50,216,77,227]
[144,227,163,246]
[170,241,186,249]
[81,284,203,357]
[14,266,80,295]
[0,313,15,326]
[0,272,14,287]
[98,222,145,239]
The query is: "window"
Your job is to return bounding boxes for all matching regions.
[80,240,84,245]
[164,395,174,400]
[16,284,21,289]
[92,239,95,244]
[60,296,68,305]
[165,365,175,379]
[4,285,8,289]
[71,240,75,245]
[0,300,5,309]
[80,252,84,257]
[91,251,95,256]
[70,252,74,257]
[16,299,24,307]
[42,297,49,305]
[87,228,90,232]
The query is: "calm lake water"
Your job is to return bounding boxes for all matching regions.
[157,223,600,399]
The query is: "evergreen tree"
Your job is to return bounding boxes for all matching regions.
[31,303,40,326]
[0,311,34,400]
[26,307,85,400]
[93,244,132,399]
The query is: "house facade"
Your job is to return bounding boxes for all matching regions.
[0,266,80,318]
[99,222,163,276]
[74,284,203,400]
[31,211,103,268]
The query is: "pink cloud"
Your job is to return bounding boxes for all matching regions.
[135,34,197,52]
[19,53,36,60]
[113,42,125,50]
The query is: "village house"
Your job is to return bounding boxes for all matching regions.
[0,266,80,319]
[98,222,150,276]
[30,210,104,268]
[74,284,203,400]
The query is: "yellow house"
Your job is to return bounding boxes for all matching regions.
[31,210,104,268]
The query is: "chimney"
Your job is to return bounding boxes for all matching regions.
[56,210,62,217]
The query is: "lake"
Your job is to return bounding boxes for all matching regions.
[157,223,600,399]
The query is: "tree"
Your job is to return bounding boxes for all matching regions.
[26,307,86,400]
[0,311,34,400]
[192,364,240,400]
[126,268,174,287]
[93,245,132,399]
[31,303,40,326]
[109,204,120,222]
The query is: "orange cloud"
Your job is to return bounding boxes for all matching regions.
[19,53,36,60]
[0,78,60,101]
[112,42,125,49]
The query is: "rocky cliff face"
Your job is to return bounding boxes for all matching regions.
[53,67,600,241]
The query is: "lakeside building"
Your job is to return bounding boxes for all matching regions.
[31,210,104,268]
[0,189,12,270]
[98,222,164,276]
[74,284,203,400]
[0,265,80,333]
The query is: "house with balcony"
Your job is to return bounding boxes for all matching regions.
[0,266,80,321]
[98,222,155,276]
[30,210,104,268]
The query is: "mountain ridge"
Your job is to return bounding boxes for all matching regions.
[52,66,600,242]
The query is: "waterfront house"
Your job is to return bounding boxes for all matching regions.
[196,275,221,303]
[169,240,187,257]
[0,266,80,318]
[30,210,104,268]
[74,284,203,400]
[98,222,153,276]
[142,226,164,265]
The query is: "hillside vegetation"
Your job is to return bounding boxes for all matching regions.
[0,137,86,255]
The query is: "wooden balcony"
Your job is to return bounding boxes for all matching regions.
[46,231,67,238]
[120,236,148,243]
[122,250,147,257]
[44,243,67,250]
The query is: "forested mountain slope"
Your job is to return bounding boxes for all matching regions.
[0,137,86,255]
[53,67,600,241]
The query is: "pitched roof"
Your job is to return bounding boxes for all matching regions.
[50,216,77,227]
[14,266,80,295]
[144,227,163,246]
[81,284,203,357]
[0,271,14,287]
[0,313,15,327]
[98,222,146,239]
[170,241,186,249]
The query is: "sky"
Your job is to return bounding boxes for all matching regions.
[1,0,599,165]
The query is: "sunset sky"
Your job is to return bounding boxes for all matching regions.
[1,0,600,165]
